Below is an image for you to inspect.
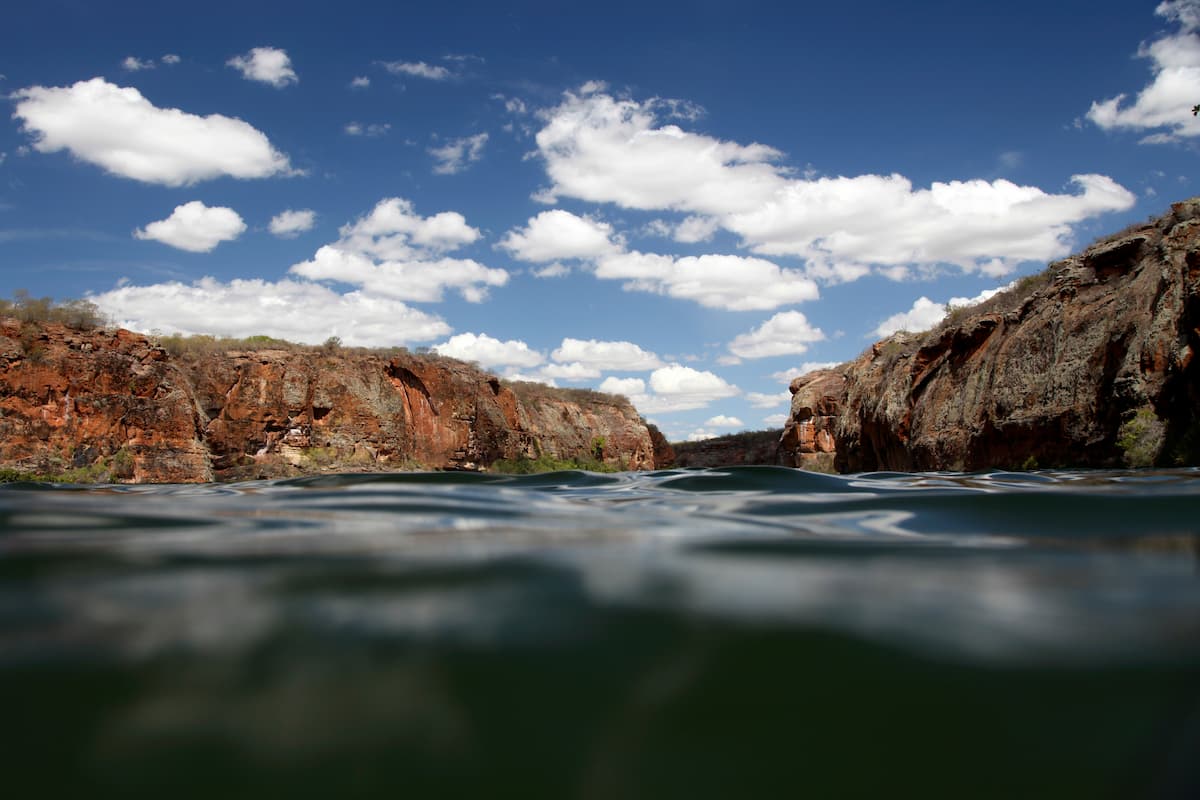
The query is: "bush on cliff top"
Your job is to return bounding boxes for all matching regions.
[0,290,107,330]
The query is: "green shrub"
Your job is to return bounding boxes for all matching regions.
[1116,406,1165,467]
[489,453,619,474]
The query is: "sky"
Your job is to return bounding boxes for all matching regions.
[1,0,1197,442]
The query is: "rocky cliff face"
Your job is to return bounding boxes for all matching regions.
[781,198,1200,472]
[671,429,784,468]
[0,323,673,482]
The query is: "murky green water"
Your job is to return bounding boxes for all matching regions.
[3,467,1199,797]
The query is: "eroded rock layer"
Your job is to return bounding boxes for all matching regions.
[780,198,1200,471]
[0,324,673,482]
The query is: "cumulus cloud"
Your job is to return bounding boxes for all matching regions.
[595,251,819,311]
[727,311,826,359]
[532,263,570,278]
[350,76,370,89]
[550,338,663,371]
[91,277,450,347]
[345,122,390,137]
[597,376,647,398]
[429,133,488,174]
[871,285,1009,338]
[746,391,790,408]
[763,413,789,427]
[227,46,298,88]
[381,60,452,80]
[134,201,246,252]
[269,209,316,238]
[500,210,622,262]
[162,54,181,65]
[433,332,544,368]
[872,297,947,338]
[539,362,602,381]
[598,366,739,414]
[704,415,743,428]
[289,197,507,303]
[687,430,718,442]
[1087,1,1200,142]
[533,87,1135,280]
[673,215,720,243]
[122,56,155,71]
[12,78,293,186]
[771,363,842,385]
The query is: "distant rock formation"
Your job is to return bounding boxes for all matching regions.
[0,323,674,482]
[671,429,784,468]
[781,198,1200,471]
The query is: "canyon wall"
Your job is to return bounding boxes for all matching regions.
[0,324,673,482]
[780,198,1200,472]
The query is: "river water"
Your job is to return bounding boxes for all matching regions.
[3,467,1199,797]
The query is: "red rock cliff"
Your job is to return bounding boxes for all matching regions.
[781,198,1200,471]
[0,325,673,482]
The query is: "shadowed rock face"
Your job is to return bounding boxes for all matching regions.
[671,429,784,468]
[0,325,673,482]
[781,198,1200,472]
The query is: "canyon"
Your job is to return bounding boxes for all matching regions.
[0,324,672,482]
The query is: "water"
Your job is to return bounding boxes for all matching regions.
[3,467,1199,798]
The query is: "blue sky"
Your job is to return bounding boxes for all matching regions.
[2,0,1197,442]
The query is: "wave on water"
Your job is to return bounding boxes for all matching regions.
[3,467,1200,797]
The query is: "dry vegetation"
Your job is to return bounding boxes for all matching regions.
[0,290,108,330]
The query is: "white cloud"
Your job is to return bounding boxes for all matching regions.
[162,54,181,65]
[227,46,297,88]
[645,365,740,412]
[381,60,452,80]
[550,338,663,371]
[687,430,718,442]
[345,122,390,137]
[122,56,155,71]
[532,263,571,278]
[763,413,789,427]
[727,311,826,359]
[771,362,841,385]
[1087,1,1200,142]
[92,278,449,346]
[289,197,507,304]
[538,362,601,381]
[134,201,246,253]
[500,210,622,262]
[598,366,739,414]
[746,391,790,408]
[872,297,946,338]
[871,284,1009,338]
[534,88,1135,279]
[504,371,558,387]
[598,376,646,398]
[429,133,488,174]
[535,85,784,214]
[269,209,316,238]
[674,215,720,243]
[433,333,544,368]
[350,76,370,89]
[12,78,293,186]
[595,251,818,311]
[704,415,743,428]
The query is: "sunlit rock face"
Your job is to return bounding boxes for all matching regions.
[781,198,1200,472]
[0,324,670,482]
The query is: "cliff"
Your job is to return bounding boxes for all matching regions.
[781,197,1200,472]
[671,430,786,468]
[0,323,674,482]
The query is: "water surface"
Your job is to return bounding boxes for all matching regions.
[4,467,1199,797]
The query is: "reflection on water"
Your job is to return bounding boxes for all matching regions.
[3,467,1200,797]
